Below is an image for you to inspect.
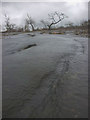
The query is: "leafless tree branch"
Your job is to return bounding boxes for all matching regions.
[25,14,35,31]
[47,11,68,30]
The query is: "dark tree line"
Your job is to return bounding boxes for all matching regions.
[4,11,88,32]
[4,11,68,32]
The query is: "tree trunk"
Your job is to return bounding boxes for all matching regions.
[48,25,51,30]
[31,24,34,31]
[48,24,52,30]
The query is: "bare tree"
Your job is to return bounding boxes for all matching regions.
[24,21,30,32]
[25,14,35,31]
[47,11,67,30]
[40,20,48,29]
[4,14,16,32]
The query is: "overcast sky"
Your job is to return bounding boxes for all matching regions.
[1,1,89,29]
